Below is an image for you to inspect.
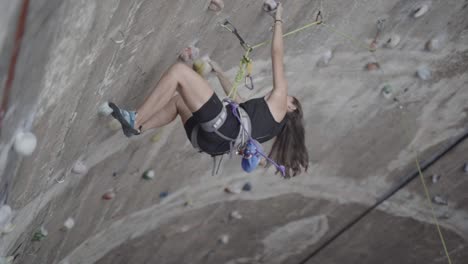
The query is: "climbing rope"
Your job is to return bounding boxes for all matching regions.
[222,12,380,100]
[416,155,453,264]
[220,8,455,264]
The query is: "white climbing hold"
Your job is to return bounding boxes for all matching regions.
[193,56,212,77]
[40,226,48,236]
[0,205,13,233]
[432,195,448,205]
[179,45,200,63]
[107,119,121,131]
[219,234,230,244]
[180,225,190,233]
[142,169,155,180]
[417,65,431,80]
[98,102,113,116]
[224,186,242,194]
[413,4,429,18]
[425,35,446,52]
[317,50,333,67]
[13,131,37,156]
[1,222,14,234]
[0,256,13,264]
[230,211,242,220]
[72,160,88,175]
[263,0,278,12]
[208,0,224,13]
[63,217,75,230]
[385,34,401,49]
[432,174,441,183]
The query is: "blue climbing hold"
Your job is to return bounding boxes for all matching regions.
[159,191,169,198]
[242,182,252,192]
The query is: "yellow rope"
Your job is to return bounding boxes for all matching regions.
[228,49,251,100]
[320,22,375,52]
[415,155,453,264]
[225,14,455,263]
[251,20,323,50]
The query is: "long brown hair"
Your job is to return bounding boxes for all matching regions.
[269,97,309,178]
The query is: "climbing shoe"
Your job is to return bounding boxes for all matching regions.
[108,102,140,137]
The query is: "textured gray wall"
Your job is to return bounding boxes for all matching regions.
[0,0,467,263]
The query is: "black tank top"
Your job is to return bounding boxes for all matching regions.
[240,97,286,143]
[188,97,286,155]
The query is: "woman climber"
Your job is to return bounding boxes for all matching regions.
[109,4,308,177]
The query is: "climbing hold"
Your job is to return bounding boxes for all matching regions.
[32,226,48,242]
[98,102,113,116]
[464,163,468,173]
[224,186,242,194]
[110,30,125,44]
[72,160,88,175]
[366,62,380,71]
[142,169,155,180]
[242,182,252,192]
[193,56,213,77]
[183,200,192,207]
[0,223,14,234]
[384,34,401,49]
[178,45,200,63]
[159,191,169,199]
[413,4,429,18]
[230,211,242,220]
[431,174,441,183]
[150,130,163,143]
[180,225,190,233]
[102,190,116,200]
[0,256,13,264]
[0,205,13,234]
[416,65,431,80]
[208,0,224,13]
[432,195,448,206]
[107,119,121,131]
[381,84,393,99]
[317,50,333,67]
[263,0,279,12]
[425,35,446,52]
[63,217,75,230]
[13,131,37,156]
[219,234,230,244]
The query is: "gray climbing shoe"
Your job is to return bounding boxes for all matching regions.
[108,102,140,137]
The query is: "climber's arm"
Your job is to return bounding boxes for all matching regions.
[267,4,288,119]
[209,60,245,103]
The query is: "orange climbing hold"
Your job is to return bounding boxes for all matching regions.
[366,62,380,71]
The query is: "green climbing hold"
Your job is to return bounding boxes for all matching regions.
[32,226,48,242]
[381,84,392,99]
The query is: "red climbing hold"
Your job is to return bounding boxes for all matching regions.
[208,0,224,12]
[102,190,115,200]
[178,45,200,63]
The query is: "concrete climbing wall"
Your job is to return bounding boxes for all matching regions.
[0,0,467,263]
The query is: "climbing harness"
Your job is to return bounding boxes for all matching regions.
[190,98,286,177]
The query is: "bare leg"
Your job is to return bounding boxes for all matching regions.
[140,94,192,132]
[135,63,214,130]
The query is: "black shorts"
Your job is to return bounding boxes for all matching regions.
[184,93,240,155]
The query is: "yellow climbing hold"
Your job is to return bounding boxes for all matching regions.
[151,130,164,143]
